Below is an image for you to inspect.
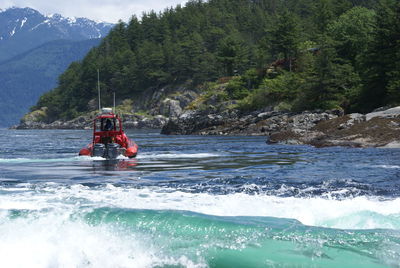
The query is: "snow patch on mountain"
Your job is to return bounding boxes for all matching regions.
[20,17,27,28]
[10,27,16,36]
[1,7,114,41]
[0,7,114,62]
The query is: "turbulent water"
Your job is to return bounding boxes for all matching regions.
[1,129,400,267]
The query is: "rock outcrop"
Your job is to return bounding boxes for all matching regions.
[161,109,237,135]
[161,109,340,136]
[267,107,400,147]
[159,98,182,118]
[123,114,168,129]
[162,106,400,148]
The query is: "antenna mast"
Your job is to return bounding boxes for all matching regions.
[97,69,101,113]
[113,91,116,114]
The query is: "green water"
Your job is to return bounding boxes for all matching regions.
[79,208,398,267]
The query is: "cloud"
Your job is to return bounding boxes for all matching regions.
[0,0,189,23]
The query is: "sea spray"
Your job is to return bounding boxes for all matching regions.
[0,206,397,267]
[2,183,400,230]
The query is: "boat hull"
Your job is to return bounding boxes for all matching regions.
[79,142,138,159]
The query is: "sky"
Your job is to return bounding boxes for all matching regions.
[0,0,189,23]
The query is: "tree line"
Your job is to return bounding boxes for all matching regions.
[32,0,400,122]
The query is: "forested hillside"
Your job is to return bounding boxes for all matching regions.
[32,0,400,123]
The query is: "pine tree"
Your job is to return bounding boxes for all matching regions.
[359,0,400,111]
[269,8,300,71]
[328,6,376,66]
[297,36,360,110]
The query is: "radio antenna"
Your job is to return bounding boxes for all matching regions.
[113,91,116,114]
[97,69,101,113]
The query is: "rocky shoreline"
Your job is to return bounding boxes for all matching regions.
[13,113,169,130]
[12,104,400,148]
[161,106,400,148]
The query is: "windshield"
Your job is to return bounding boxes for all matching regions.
[95,117,120,132]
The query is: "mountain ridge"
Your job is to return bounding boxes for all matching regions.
[0,7,114,126]
[0,7,113,62]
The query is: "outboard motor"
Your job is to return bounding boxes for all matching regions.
[105,143,120,159]
[93,143,106,157]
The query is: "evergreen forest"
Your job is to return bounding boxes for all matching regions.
[32,0,400,122]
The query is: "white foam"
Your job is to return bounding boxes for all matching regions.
[0,156,102,163]
[0,158,71,163]
[0,158,31,163]
[374,165,400,169]
[0,152,219,163]
[0,212,204,268]
[1,184,400,230]
[137,153,221,159]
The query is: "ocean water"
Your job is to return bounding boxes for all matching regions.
[1,128,400,267]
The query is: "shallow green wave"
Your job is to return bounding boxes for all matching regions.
[81,208,399,267]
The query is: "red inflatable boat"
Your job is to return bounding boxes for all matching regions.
[79,108,138,159]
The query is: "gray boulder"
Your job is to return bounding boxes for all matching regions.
[159,98,183,118]
[366,106,400,121]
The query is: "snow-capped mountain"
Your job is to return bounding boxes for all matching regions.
[0,7,114,62]
[0,7,114,126]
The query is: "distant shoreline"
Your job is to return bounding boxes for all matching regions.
[13,106,400,148]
